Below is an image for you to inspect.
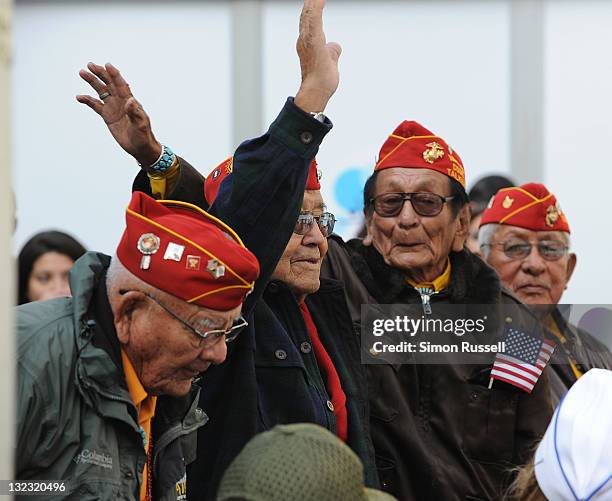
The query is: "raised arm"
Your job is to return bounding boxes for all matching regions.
[76,0,341,312]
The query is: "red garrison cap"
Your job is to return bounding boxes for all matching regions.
[204,156,234,206]
[306,159,321,190]
[203,158,320,205]
[375,121,466,189]
[117,191,260,310]
[479,183,570,233]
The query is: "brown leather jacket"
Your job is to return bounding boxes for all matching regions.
[321,237,553,501]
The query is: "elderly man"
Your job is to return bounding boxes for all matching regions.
[187,158,376,498]
[16,192,259,500]
[321,121,553,500]
[479,183,612,405]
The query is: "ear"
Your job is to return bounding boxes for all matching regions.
[565,253,577,284]
[362,209,374,246]
[112,291,144,346]
[451,205,471,253]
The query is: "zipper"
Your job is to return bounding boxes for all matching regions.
[415,287,438,315]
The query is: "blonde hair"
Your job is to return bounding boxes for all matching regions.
[505,460,547,501]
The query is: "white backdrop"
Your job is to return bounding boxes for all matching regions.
[11,0,612,303]
[12,1,232,254]
[544,0,612,303]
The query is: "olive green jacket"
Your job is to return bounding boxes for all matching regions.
[16,252,207,500]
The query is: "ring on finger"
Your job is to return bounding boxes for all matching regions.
[99,91,111,100]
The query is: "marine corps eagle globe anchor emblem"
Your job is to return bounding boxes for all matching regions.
[422,142,445,164]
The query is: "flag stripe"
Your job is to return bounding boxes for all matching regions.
[490,372,534,393]
[491,363,539,383]
[495,356,542,379]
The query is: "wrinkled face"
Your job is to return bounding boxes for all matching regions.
[484,225,576,305]
[271,190,328,301]
[365,168,468,282]
[117,292,242,397]
[27,251,74,302]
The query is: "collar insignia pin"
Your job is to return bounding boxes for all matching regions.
[546,204,559,227]
[423,142,445,164]
[137,233,160,270]
[186,255,201,271]
[502,195,514,209]
[207,259,226,279]
[164,242,185,262]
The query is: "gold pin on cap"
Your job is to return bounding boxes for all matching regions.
[423,142,445,164]
[546,204,559,227]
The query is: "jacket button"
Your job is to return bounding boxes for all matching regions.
[300,342,312,354]
[195,407,205,420]
[326,400,335,412]
[275,349,287,360]
[300,131,313,144]
[471,391,480,401]
[125,471,133,478]
[505,316,513,324]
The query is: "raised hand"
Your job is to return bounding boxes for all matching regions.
[294,0,342,113]
[76,63,162,167]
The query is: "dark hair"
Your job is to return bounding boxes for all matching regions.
[363,170,469,218]
[468,174,515,216]
[18,230,87,305]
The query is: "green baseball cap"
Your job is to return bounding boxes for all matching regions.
[216,423,397,501]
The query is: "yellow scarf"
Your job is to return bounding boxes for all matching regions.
[121,350,158,501]
[405,257,452,292]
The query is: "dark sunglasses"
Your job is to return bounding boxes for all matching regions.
[294,212,336,237]
[369,192,455,217]
[482,241,569,261]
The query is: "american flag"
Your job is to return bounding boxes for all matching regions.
[490,328,555,393]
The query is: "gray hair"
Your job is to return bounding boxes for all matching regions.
[478,223,571,260]
[106,256,175,306]
[105,256,221,330]
[478,223,501,259]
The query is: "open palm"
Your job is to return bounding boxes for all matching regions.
[76,62,161,166]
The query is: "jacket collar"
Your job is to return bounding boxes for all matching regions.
[345,239,502,304]
[70,252,201,433]
[68,253,136,427]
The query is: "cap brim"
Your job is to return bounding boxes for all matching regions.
[365,487,399,501]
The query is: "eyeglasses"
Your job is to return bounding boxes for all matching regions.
[482,240,569,261]
[294,212,336,237]
[121,289,248,348]
[369,192,455,217]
